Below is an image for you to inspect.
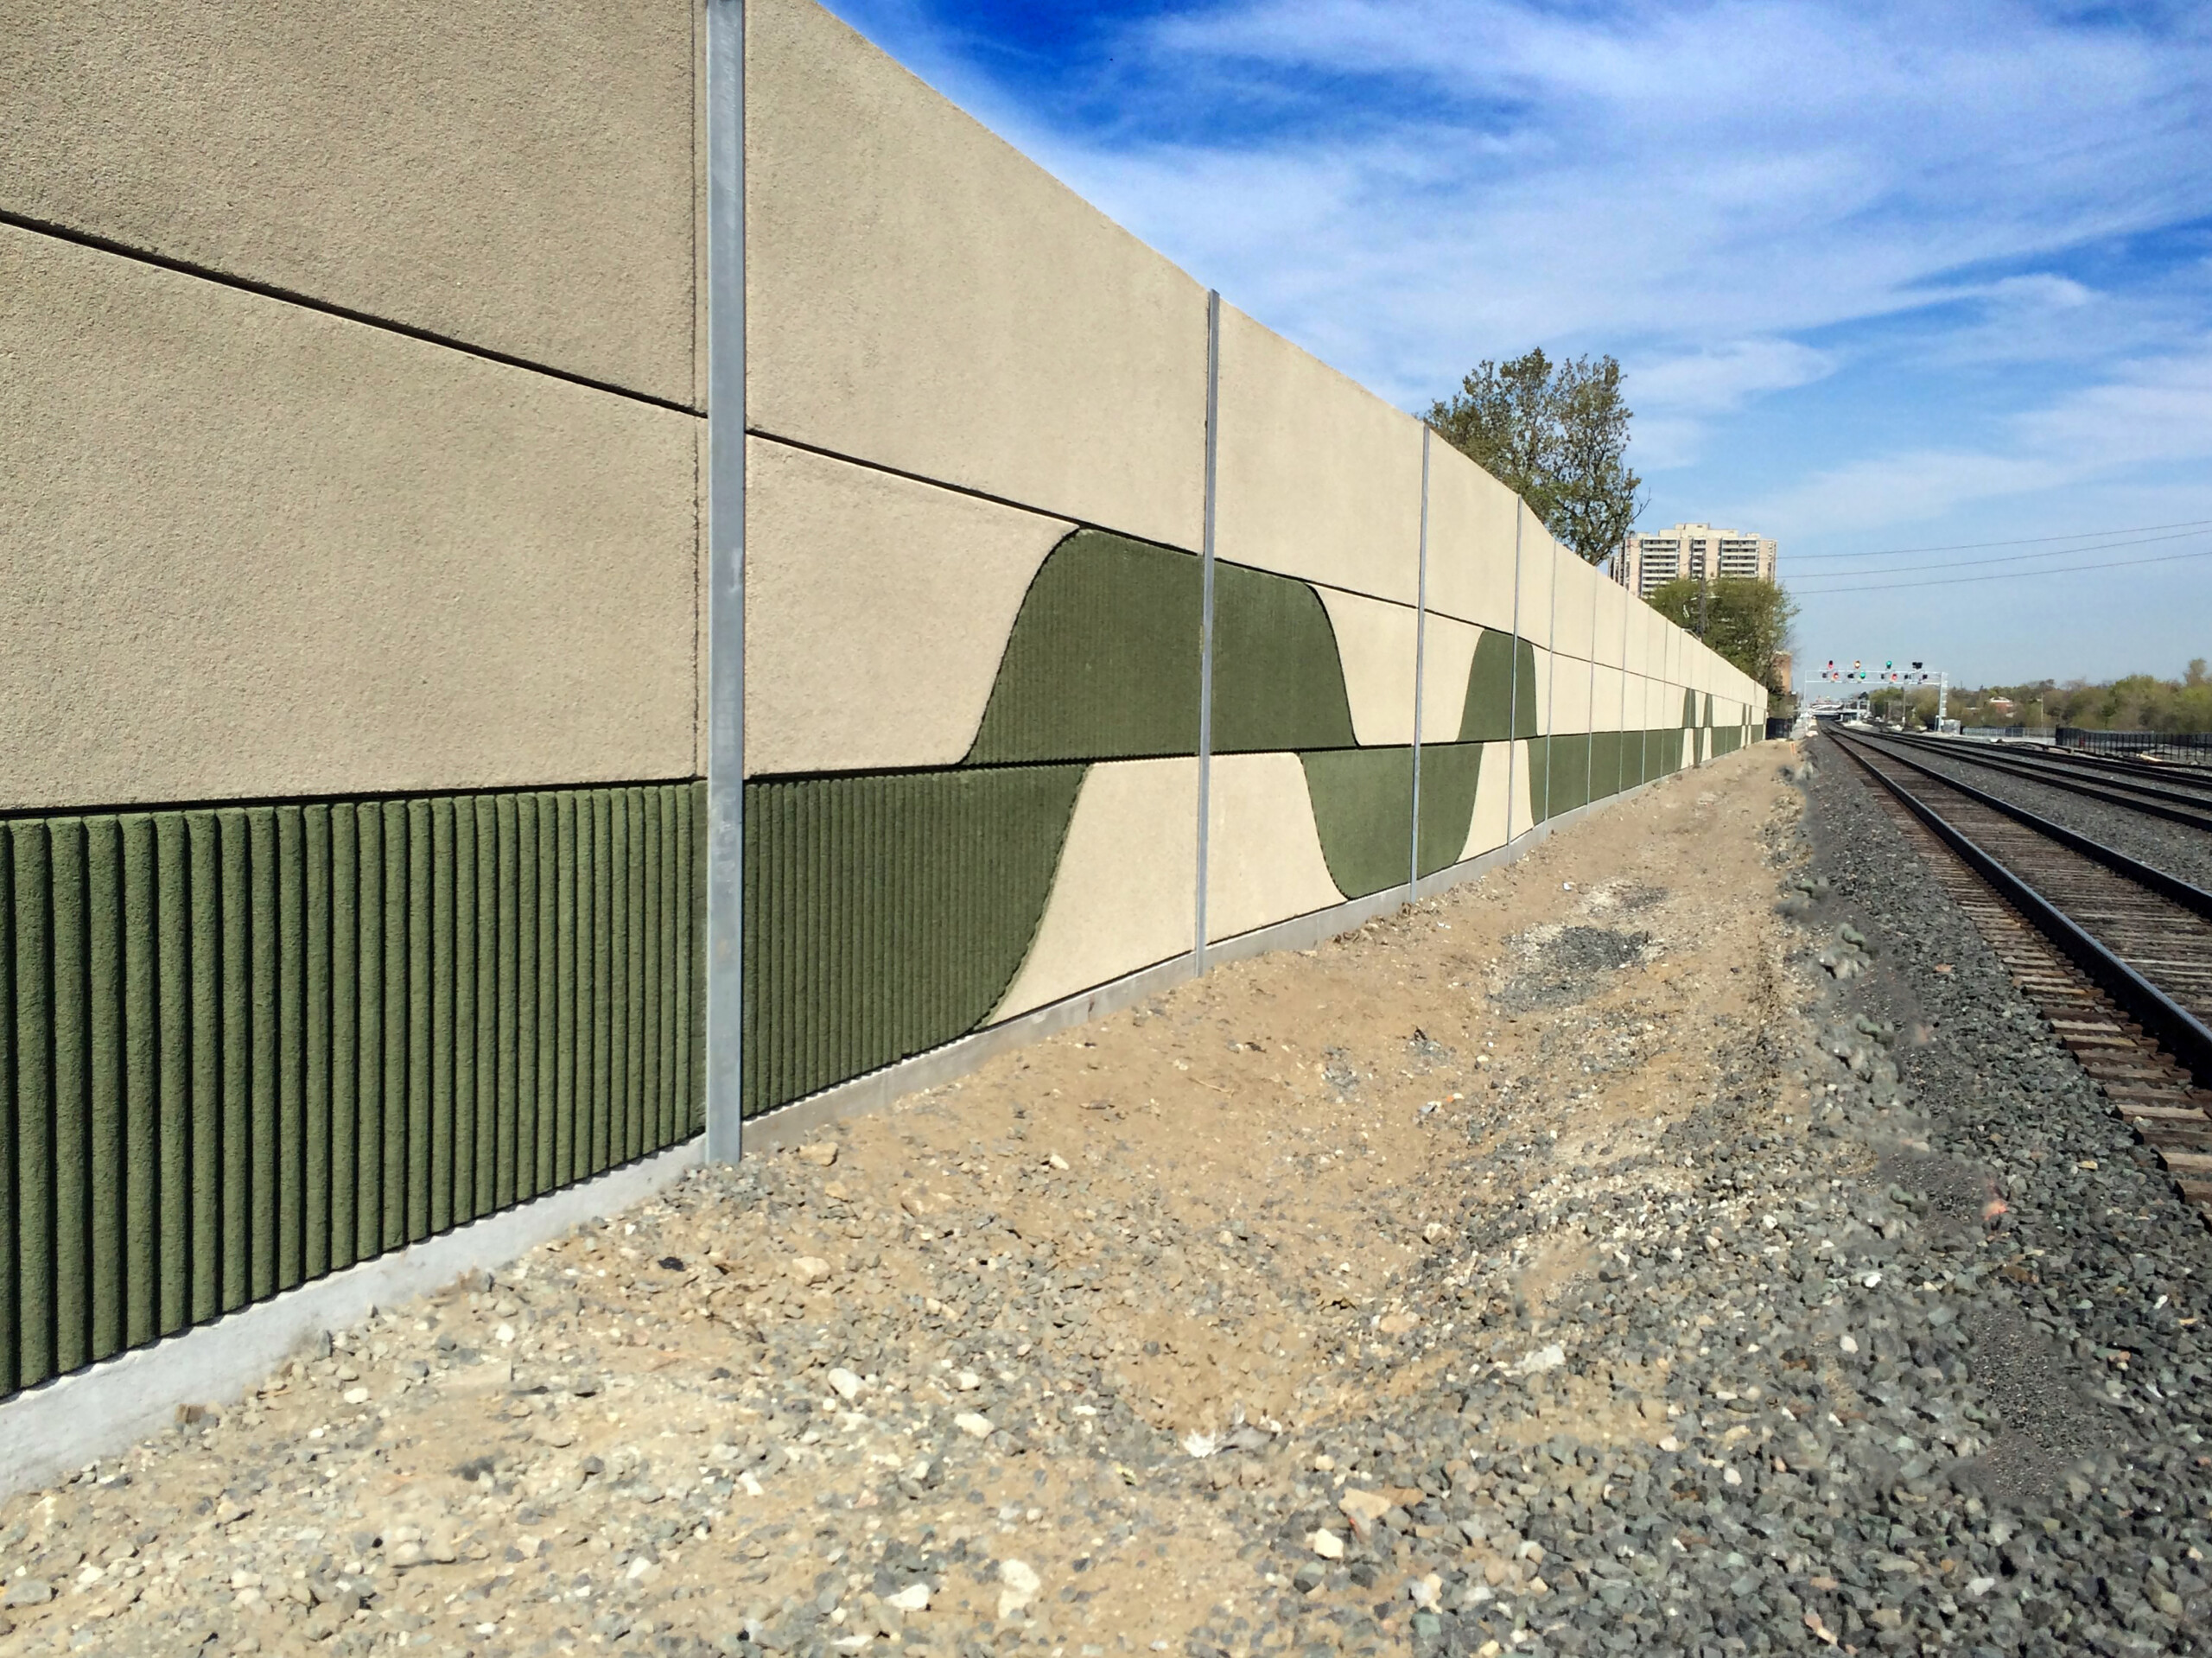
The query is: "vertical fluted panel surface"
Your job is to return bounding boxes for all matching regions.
[0,781,704,1401]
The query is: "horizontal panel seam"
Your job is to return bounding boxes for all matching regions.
[0,209,703,420]
[1,778,706,827]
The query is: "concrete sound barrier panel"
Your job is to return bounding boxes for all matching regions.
[0,227,697,811]
[1313,590,1421,745]
[743,438,1073,777]
[1554,652,1593,734]
[0,0,700,408]
[1461,740,1517,861]
[1595,580,1629,669]
[991,758,1198,1020]
[1523,645,1556,736]
[746,0,1208,549]
[1421,615,1484,744]
[1593,665,1625,733]
[1516,528,1556,651]
[1205,753,1345,943]
[1553,543,1598,667]
[1422,446,1521,632]
[1213,305,1424,605]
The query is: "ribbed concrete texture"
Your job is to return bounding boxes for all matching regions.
[0,0,699,404]
[0,783,705,1402]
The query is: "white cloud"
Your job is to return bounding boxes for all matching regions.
[989,0,2212,422]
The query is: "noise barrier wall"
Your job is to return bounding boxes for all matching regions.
[0,0,1764,1405]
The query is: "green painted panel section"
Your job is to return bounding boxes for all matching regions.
[1415,743,1484,877]
[967,531,1202,765]
[0,781,703,1403]
[1459,632,1540,742]
[957,530,1394,767]
[1212,562,1358,753]
[741,765,1086,1118]
[1298,748,1411,899]
[1543,735,1592,817]
[1524,738,1553,825]
[1589,731,1623,802]
[1681,689,1698,728]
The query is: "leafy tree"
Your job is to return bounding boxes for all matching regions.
[1646,576,1797,691]
[1945,664,2212,733]
[1425,349,1643,566]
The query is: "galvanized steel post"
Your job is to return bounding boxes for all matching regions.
[703,0,746,1161]
[1506,505,1522,838]
[1192,290,1221,975]
[1409,427,1430,892]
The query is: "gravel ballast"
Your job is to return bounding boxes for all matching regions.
[3,743,2209,1657]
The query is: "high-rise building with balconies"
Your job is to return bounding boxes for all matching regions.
[1611,523,1777,597]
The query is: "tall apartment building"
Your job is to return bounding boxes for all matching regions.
[1611,523,1777,598]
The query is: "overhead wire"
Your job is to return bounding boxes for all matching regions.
[1789,525,2212,581]
[1783,517,2212,561]
[1796,541,2212,594]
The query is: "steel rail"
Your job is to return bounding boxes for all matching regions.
[1844,733,2212,918]
[1886,732,2212,831]
[1828,730,2212,1084]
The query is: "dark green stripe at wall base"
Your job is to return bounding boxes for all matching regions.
[0,781,704,1404]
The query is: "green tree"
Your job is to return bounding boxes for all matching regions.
[1647,576,1797,690]
[1425,349,1643,566]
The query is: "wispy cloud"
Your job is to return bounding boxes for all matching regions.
[822,0,2212,676]
[1744,339,2212,532]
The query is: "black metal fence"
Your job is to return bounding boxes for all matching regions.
[2056,727,2212,766]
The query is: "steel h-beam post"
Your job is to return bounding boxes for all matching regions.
[1410,428,1430,893]
[1192,290,1222,975]
[703,0,746,1160]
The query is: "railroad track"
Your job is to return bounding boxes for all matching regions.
[1884,731,2212,832]
[1826,728,2212,1220]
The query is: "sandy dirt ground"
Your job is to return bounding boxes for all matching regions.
[0,746,1803,1658]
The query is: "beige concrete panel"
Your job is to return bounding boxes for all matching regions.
[1420,614,1483,744]
[992,758,1198,1020]
[1460,740,1517,861]
[1516,532,1556,651]
[1205,753,1345,942]
[748,0,1206,548]
[1529,645,1556,735]
[744,438,1071,777]
[1213,305,1424,603]
[1592,665,1624,733]
[1506,739,1539,840]
[0,227,696,810]
[1312,588,1420,745]
[1592,578,1625,669]
[1,0,697,407]
[1423,444,1521,631]
[1552,651,1593,736]
[1551,543,1599,666]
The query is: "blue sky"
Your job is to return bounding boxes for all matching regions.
[812,0,2212,689]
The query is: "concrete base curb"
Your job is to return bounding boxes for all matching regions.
[0,1139,703,1501]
